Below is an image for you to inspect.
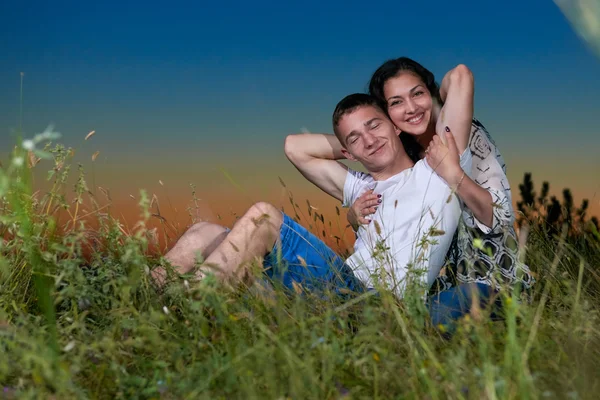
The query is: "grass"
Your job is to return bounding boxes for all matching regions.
[1,130,600,399]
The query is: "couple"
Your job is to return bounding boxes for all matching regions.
[153,57,535,329]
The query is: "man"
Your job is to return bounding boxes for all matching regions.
[152,93,471,298]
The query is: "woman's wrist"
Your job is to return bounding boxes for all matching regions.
[443,166,465,187]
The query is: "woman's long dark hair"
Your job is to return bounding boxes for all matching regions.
[368,57,443,163]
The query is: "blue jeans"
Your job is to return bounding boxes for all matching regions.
[262,214,364,295]
[427,282,502,334]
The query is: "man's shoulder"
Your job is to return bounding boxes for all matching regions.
[345,167,374,185]
[410,159,450,192]
[412,159,432,176]
[343,168,375,207]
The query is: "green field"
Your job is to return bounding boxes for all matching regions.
[1,135,600,399]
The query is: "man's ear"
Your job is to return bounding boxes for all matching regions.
[394,125,401,135]
[341,148,356,161]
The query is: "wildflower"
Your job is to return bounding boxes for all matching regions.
[35,125,61,142]
[12,157,24,167]
[22,139,34,151]
[162,306,170,315]
[63,341,76,352]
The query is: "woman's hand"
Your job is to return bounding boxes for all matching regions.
[347,189,381,231]
[425,127,464,187]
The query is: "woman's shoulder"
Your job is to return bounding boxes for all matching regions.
[470,118,496,143]
[469,118,505,161]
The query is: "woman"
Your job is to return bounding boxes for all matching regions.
[348,57,535,328]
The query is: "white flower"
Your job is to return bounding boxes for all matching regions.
[162,306,170,315]
[63,341,76,352]
[12,157,24,167]
[22,140,34,151]
[35,124,61,142]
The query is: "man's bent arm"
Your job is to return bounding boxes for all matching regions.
[284,133,348,201]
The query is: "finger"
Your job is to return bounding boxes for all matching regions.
[363,198,381,208]
[358,217,371,225]
[358,197,376,209]
[367,195,381,205]
[363,193,380,202]
[359,189,375,199]
[356,189,373,201]
[365,206,378,215]
[358,190,377,203]
[353,191,372,210]
[432,134,441,145]
[445,128,459,155]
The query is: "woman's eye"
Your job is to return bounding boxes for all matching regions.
[414,91,424,97]
[389,100,401,107]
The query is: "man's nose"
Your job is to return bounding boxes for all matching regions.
[363,132,377,147]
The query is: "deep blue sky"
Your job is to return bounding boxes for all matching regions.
[0,0,599,210]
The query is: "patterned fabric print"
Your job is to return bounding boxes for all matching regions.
[431,119,535,294]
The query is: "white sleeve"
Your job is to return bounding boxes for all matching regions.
[342,168,371,208]
[465,123,515,234]
[459,146,473,178]
[470,152,514,234]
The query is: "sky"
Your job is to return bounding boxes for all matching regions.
[1,0,599,246]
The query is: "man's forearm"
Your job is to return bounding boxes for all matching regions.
[284,133,345,162]
[283,133,349,201]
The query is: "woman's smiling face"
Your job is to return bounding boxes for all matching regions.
[383,72,434,137]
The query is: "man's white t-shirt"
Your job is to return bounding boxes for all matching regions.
[342,149,472,297]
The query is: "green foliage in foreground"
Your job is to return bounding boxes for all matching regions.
[1,133,600,399]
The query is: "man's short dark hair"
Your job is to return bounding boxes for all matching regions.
[332,93,384,143]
